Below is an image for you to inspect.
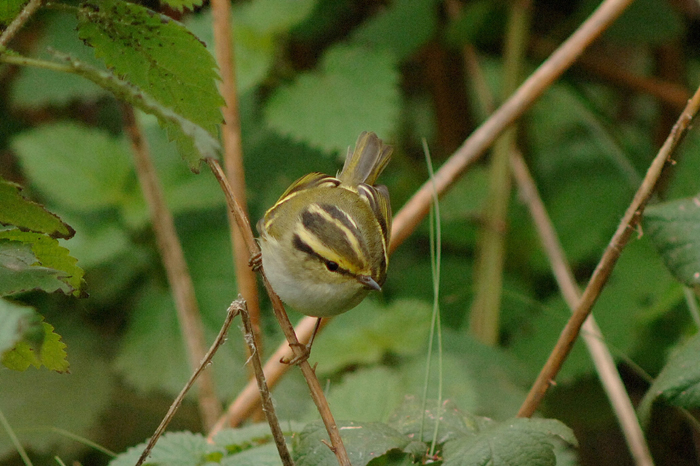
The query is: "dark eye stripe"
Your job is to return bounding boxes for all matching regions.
[300,209,363,267]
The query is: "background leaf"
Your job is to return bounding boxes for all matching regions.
[0,179,74,238]
[2,321,69,372]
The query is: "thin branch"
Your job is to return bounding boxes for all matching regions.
[510,151,654,466]
[389,0,637,252]
[0,0,43,48]
[210,0,263,354]
[135,300,240,466]
[122,105,221,429]
[207,158,351,466]
[208,316,328,434]
[238,299,294,465]
[517,81,700,418]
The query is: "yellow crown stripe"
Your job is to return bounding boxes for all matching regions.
[293,223,360,273]
[305,203,367,263]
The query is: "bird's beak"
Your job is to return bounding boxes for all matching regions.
[357,275,382,291]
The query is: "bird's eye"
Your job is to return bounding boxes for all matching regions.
[325,261,339,272]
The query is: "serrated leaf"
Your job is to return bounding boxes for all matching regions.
[351,0,437,61]
[0,240,71,295]
[10,12,108,107]
[639,332,700,425]
[644,195,700,289]
[0,229,85,296]
[294,421,409,466]
[312,299,431,374]
[2,321,69,372]
[442,418,577,466]
[0,299,41,356]
[0,179,74,238]
[11,122,133,211]
[0,330,111,457]
[51,52,221,170]
[76,0,223,169]
[265,44,400,154]
[109,432,223,466]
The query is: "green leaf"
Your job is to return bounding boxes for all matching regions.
[10,12,108,107]
[52,52,221,170]
[213,423,305,466]
[11,122,133,211]
[2,321,69,372]
[109,431,222,466]
[644,195,700,290]
[160,0,204,12]
[0,299,41,356]
[0,240,71,296]
[76,0,223,170]
[442,418,577,466]
[0,329,111,457]
[294,421,409,466]
[219,443,283,466]
[235,0,317,35]
[0,179,74,238]
[311,299,431,374]
[0,0,26,25]
[639,332,700,425]
[325,367,405,423]
[265,44,400,154]
[600,0,685,44]
[445,0,503,48]
[0,229,85,296]
[351,0,437,61]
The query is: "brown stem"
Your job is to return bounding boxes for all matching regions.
[389,0,637,253]
[517,82,700,418]
[210,0,263,354]
[122,105,221,429]
[135,299,240,466]
[206,158,351,466]
[510,152,654,466]
[0,0,43,47]
[238,299,294,465]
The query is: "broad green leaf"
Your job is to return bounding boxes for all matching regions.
[52,52,221,169]
[214,423,305,466]
[0,0,26,25]
[442,418,577,466]
[644,195,700,290]
[311,299,431,374]
[639,332,700,425]
[10,12,107,106]
[0,330,111,457]
[0,299,41,356]
[235,0,317,35]
[0,179,74,238]
[160,0,204,11]
[294,421,409,466]
[325,367,404,423]
[2,321,69,372]
[219,443,283,466]
[76,0,223,170]
[0,240,71,296]
[265,44,400,154]
[109,432,223,466]
[351,0,437,61]
[0,229,85,296]
[12,122,132,211]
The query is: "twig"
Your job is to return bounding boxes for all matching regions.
[517,81,700,418]
[135,299,240,466]
[209,0,263,353]
[389,0,637,252]
[122,105,221,429]
[0,0,43,48]
[510,151,654,466]
[208,316,328,434]
[238,299,294,465]
[206,158,351,466]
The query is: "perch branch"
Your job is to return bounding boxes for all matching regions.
[517,81,700,418]
[122,105,221,429]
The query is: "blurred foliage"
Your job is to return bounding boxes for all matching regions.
[1,0,699,465]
